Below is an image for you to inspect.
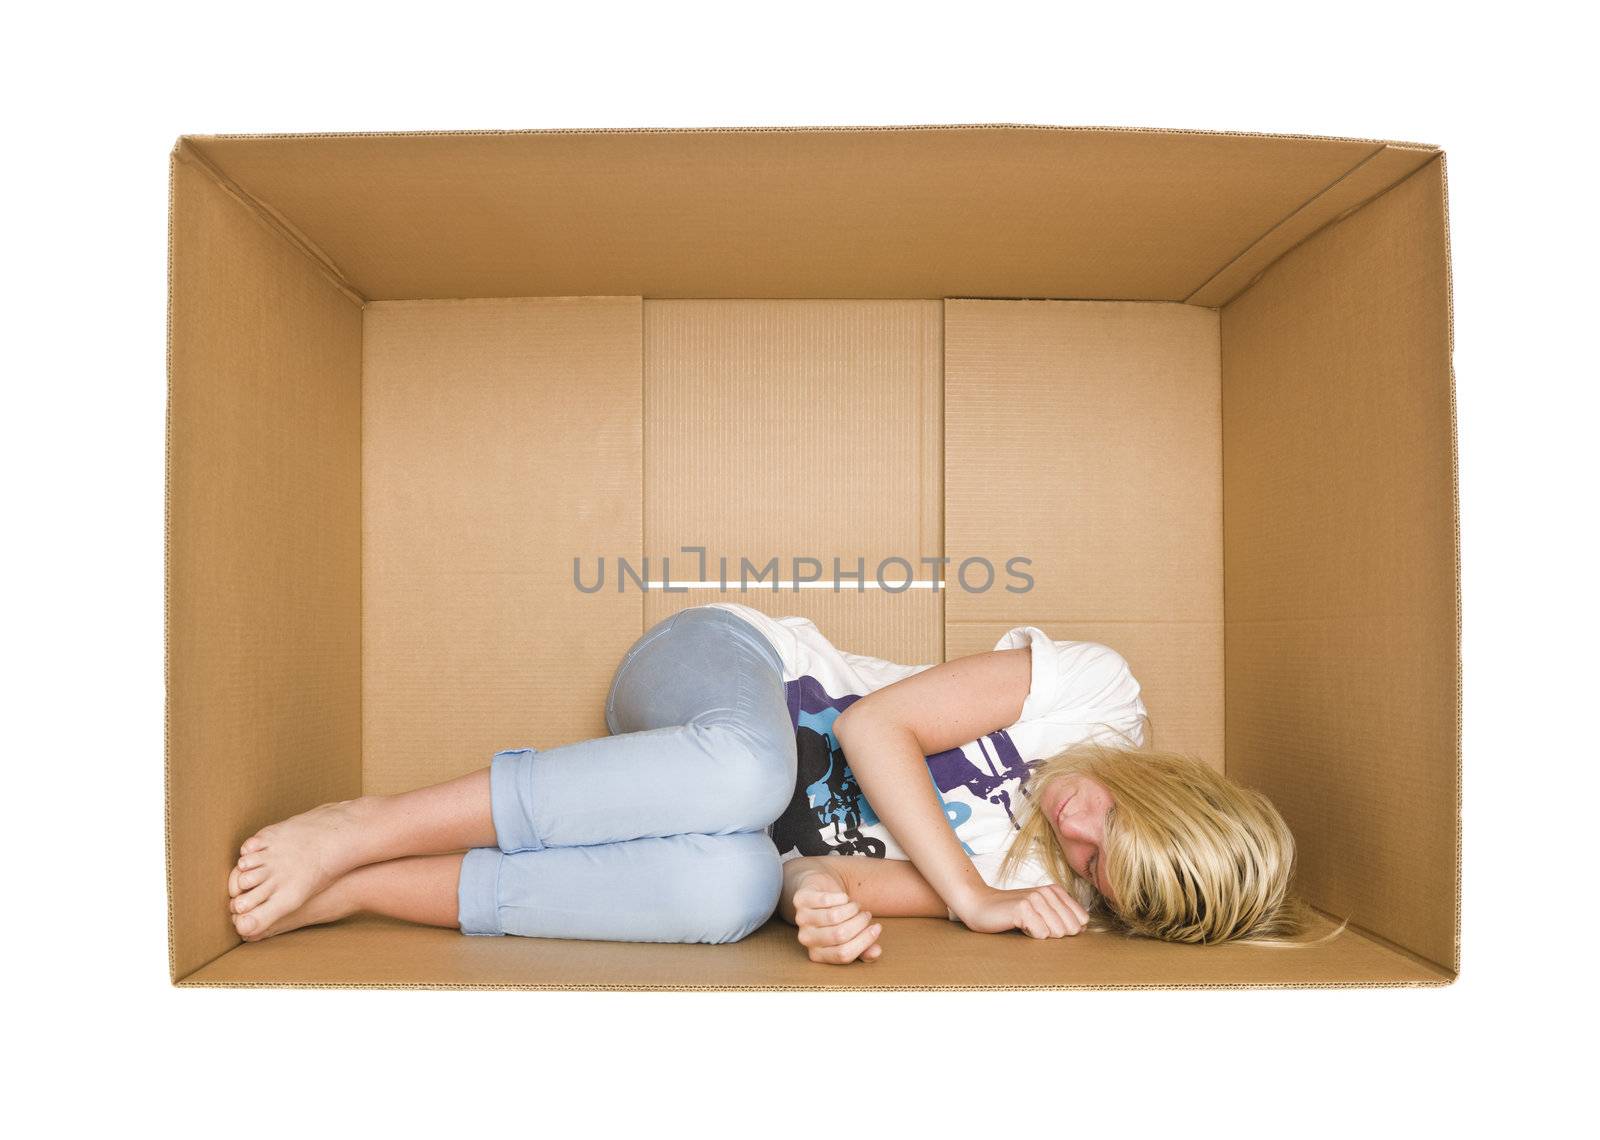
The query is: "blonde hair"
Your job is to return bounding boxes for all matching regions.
[996,729,1348,947]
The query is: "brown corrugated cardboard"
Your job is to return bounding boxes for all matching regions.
[167,125,1457,989]
[167,149,364,982]
[944,300,1225,765]
[1186,142,1443,306]
[1220,157,1458,974]
[362,297,644,796]
[642,299,943,664]
[182,128,1398,302]
[181,912,1442,989]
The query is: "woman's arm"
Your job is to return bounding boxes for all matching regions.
[831,647,1033,925]
[777,855,948,924]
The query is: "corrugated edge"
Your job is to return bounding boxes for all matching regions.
[158,124,1459,987]
[173,979,1452,991]
[175,904,1454,990]
[173,138,367,306]
[639,300,649,639]
[937,304,948,663]
[1438,151,1462,981]
[1217,297,1227,765]
[179,122,1441,150]
[166,144,241,985]
[357,266,367,847]
[164,142,178,984]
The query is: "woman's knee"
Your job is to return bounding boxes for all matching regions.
[699,722,796,828]
[488,832,783,945]
[693,831,783,945]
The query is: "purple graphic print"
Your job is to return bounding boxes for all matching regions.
[769,675,1036,862]
[926,730,1031,829]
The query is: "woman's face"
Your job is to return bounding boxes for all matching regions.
[1040,772,1117,908]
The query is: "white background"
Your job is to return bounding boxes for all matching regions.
[4,0,1591,1133]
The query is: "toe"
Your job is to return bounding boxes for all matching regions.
[237,852,264,871]
[233,881,273,915]
[241,833,269,855]
[228,865,241,898]
[235,911,260,938]
[243,895,292,940]
[237,867,267,891]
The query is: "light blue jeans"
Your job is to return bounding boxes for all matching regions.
[457,606,796,944]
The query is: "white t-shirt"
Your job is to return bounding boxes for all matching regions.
[706,602,1151,917]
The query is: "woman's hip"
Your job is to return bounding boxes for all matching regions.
[604,605,788,739]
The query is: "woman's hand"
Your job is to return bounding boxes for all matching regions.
[790,866,884,965]
[956,884,1090,939]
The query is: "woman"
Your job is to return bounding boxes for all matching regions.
[225,603,1318,963]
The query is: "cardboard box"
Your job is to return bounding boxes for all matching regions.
[166,124,1458,989]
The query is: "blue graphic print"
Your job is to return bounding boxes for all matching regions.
[770,674,1035,862]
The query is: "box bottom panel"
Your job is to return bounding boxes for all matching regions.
[179,912,1448,990]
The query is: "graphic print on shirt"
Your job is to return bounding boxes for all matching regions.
[769,674,1037,862]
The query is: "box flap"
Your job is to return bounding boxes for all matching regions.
[184,126,1390,302]
[1188,143,1442,306]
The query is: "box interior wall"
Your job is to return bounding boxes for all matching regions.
[167,127,1458,989]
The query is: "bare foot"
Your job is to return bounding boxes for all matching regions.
[228,866,357,942]
[228,798,378,938]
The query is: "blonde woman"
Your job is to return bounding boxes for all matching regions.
[225,603,1319,962]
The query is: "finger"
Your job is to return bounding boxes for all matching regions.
[842,922,883,964]
[1037,895,1069,938]
[798,908,874,954]
[1053,884,1091,927]
[1021,896,1066,939]
[799,907,874,950]
[1037,888,1086,934]
[794,887,849,909]
[812,921,882,965]
[793,885,850,914]
[795,897,861,927]
[1016,897,1041,938]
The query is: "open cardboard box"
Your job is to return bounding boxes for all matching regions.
[166,125,1458,989]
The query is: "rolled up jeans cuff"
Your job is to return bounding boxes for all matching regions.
[489,747,544,853]
[457,847,505,937]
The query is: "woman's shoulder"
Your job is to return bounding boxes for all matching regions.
[996,627,1137,692]
[989,626,1148,744]
[994,625,1133,670]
